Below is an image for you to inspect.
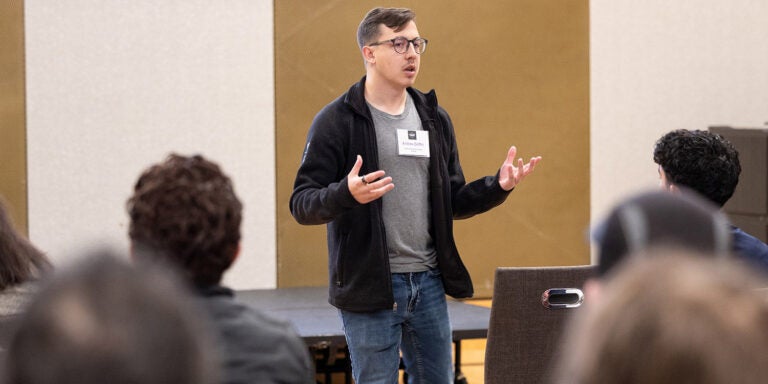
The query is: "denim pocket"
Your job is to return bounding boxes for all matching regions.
[426,267,442,279]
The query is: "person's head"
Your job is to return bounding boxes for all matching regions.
[593,189,731,279]
[653,129,741,207]
[553,251,768,384]
[127,154,242,286]
[4,251,218,384]
[0,197,51,290]
[357,7,425,88]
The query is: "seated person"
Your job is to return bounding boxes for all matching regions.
[0,197,51,318]
[3,251,218,384]
[587,189,732,299]
[552,250,768,384]
[593,188,731,276]
[654,129,768,273]
[127,153,314,384]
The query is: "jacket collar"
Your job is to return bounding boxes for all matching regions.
[345,76,438,118]
[195,284,234,298]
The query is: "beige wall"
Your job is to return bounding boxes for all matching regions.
[24,0,276,289]
[275,1,591,296]
[590,0,768,253]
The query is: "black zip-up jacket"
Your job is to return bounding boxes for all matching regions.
[196,285,315,384]
[290,77,512,312]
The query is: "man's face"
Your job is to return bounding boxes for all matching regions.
[367,21,421,89]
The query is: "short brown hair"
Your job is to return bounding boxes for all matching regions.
[357,7,416,49]
[127,154,242,286]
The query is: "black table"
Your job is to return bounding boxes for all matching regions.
[237,287,489,383]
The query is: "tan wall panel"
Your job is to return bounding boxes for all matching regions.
[0,0,28,234]
[276,0,590,296]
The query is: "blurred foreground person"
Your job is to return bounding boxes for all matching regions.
[0,197,51,317]
[592,188,731,278]
[553,250,768,384]
[4,252,218,384]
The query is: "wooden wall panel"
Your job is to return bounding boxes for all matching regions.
[0,0,28,233]
[276,0,590,296]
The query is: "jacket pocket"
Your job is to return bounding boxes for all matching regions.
[334,232,350,287]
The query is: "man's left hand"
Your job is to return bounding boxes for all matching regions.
[498,145,542,191]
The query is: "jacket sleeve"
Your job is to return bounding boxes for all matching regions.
[438,107,512,219]
[289,105,361,225]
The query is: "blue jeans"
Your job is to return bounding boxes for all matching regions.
[339,269,453,384]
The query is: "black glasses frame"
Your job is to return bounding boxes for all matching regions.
[368,37,428,54]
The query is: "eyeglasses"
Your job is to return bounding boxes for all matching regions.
[368,37,428,54]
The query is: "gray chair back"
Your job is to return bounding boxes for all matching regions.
[484,265,596,384]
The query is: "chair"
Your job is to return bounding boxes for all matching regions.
[484,265,596,384]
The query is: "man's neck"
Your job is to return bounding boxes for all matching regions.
[364,76,408,115]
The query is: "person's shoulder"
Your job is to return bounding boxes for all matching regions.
[234,300,295,331]
[312,87,357,124]
[0,282,41,317]
[327,79,365,111]
[201,294,298,337]
[313,93,345,116]
[732,227,768,250]
[200,297,313,384]
[731,226,768,269]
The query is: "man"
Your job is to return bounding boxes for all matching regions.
[128,154,314,384]
[290,7,541,383]
[4,252,218,384]
[654,129,768,274]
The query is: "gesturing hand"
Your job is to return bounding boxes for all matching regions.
[347,155,395,204]
[498,146,542,191]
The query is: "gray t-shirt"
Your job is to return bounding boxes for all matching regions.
[369,94,437,273]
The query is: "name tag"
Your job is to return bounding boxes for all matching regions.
[397,130,430,157]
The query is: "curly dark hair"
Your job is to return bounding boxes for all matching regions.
[127,154,242,286]
[653,129,741,207]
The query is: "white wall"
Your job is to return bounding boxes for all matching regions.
[591,0,768,232]
[25,0,275,289]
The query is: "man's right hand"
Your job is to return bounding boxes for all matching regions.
[347,155,394,204]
